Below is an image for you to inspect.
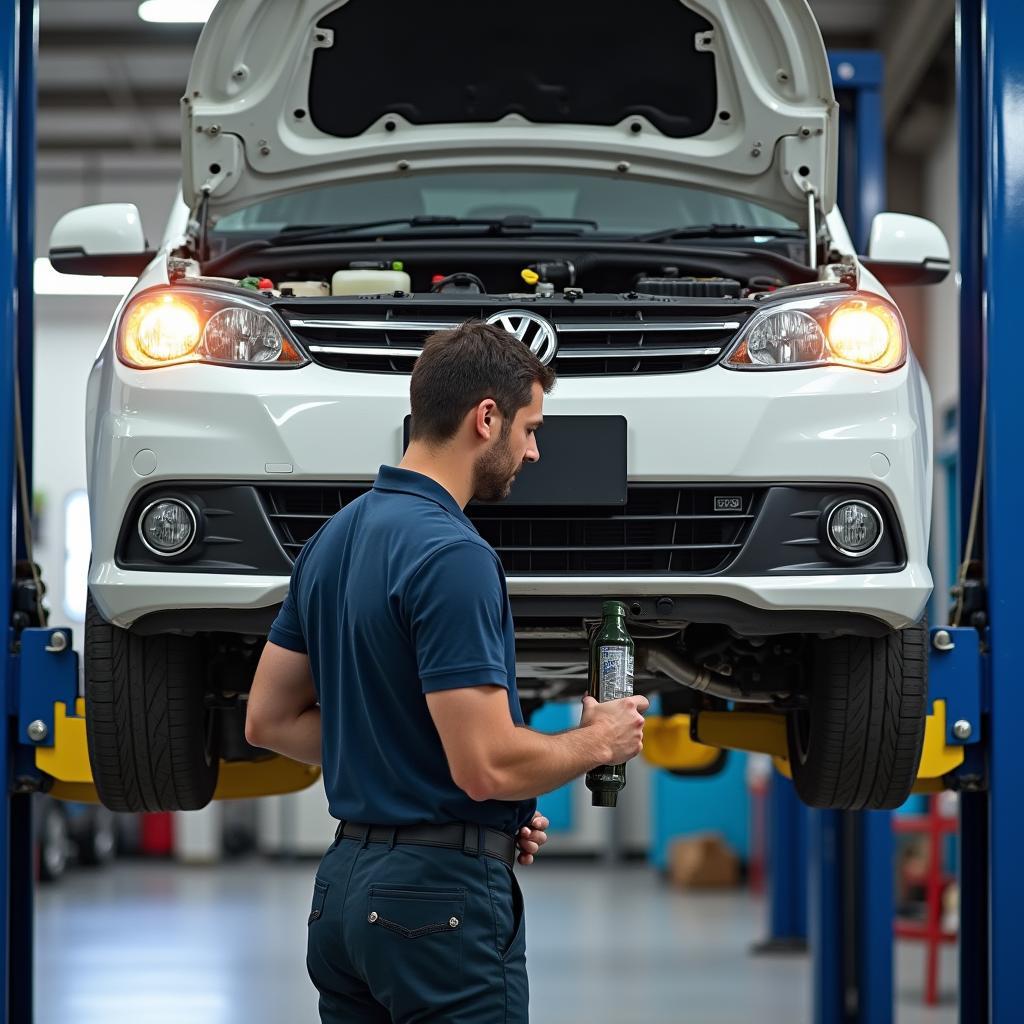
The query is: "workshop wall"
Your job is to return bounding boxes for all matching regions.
[920,108,961,610]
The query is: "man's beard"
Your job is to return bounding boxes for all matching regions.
[472,430,521,503]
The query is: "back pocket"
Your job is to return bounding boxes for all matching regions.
[366,886,465,939]
[308,877,329,925]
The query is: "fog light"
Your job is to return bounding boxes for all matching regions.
[826,501,883,557]
[139,499,197,556]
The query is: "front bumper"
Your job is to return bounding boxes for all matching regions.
[87,356,932,631]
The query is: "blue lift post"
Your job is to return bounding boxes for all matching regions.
[828,51,885,251]
[807,50,895,1024]
[957,0,1024,1021]
[756,774,808,952]
[953,3,987,1022]
[757,52,886,961]
[2,1,37,1022]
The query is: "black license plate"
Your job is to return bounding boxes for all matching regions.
[402,414,627,506]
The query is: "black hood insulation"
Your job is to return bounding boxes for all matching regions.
[310,0,718,139]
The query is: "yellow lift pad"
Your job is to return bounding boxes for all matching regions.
[908,700,967,793]
[36,699,321,805]
[642,714,723,772]
[646,698,966,794]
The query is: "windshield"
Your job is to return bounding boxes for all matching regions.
[212,171,798,239]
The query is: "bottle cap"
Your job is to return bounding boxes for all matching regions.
[591,789,619,808]
[602,599,626,618]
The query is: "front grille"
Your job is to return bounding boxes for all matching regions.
[275,299,753,377]
[259,484,763,574]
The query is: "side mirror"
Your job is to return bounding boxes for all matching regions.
[860,212,950,286]
[48,203,156,277]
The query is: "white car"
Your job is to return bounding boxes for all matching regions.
[52,0,946,813]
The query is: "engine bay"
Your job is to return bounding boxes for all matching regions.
[195,234,819,303]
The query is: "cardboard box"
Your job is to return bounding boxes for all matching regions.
[668,832,741,889]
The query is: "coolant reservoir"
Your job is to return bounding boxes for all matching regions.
[279,281,330,297]
[331,263,411,295]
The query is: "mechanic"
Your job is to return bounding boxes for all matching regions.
[245,319,649,1023]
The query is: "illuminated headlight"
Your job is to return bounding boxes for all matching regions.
[725,294,906,372]
[118,288,306,369]
[139,499,196,556]
[826,501,883,557]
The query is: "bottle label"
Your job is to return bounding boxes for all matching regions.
[599,646,634,702]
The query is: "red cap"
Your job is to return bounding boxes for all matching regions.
[431,274,446,284]
[257,277,274,290]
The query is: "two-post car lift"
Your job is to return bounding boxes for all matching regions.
[0,1,1014,1022]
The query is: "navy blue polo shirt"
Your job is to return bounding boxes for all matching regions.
[267,465,536,834]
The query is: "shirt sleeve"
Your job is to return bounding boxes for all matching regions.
[267,562,308,654]
[406,541,509,694]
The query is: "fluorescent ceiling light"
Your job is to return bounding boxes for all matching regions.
[34,258,134,297]
[138,0,215,23]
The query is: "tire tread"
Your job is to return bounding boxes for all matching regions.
[789,621,928,810]
[85,596,218,812]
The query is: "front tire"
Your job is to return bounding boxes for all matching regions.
[787,622,927,810]
[85,596,219,812]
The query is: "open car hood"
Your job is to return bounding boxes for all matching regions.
[183,0,836,225]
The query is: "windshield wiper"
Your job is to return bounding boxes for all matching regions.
[267,214,599,247]
[628,223,806,244]
[207,214,601,271]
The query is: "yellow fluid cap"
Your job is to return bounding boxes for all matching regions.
[521,268,540,286]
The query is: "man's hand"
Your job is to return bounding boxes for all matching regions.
[580,694,650,764]
[245,642,322,765]
[425,687,648,803]
[516,813,549,866]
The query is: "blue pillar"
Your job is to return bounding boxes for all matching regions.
[828,51,885,251]
[809,810,842,1024]
[10,3,36,1022]
[976,1,1024,1021]
[810,811,894,1024]
[806,50,894,1024]
[0,1,17,1011]
[756,775,808,950]
[954,5,988,1023]
[1,3,37,1022]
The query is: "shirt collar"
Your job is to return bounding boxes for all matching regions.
[373,465,474,527]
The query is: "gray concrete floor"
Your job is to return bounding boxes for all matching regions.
[35,860,958,1023]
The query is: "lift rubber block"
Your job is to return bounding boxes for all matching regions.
[37,699,321,805]
[642,714,724,772]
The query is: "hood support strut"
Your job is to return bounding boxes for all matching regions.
[807,187,818,271]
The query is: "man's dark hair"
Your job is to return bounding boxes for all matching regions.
[409,320,556,444]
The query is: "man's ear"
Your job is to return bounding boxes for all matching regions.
[474,399,498,440]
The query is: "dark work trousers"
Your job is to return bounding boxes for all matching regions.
[307,830,528,1023]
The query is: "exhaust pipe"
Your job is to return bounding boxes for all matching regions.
[639,645,779,704]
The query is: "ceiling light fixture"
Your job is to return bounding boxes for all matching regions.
[138,0,216,24]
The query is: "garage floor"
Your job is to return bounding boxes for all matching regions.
[35,860,958,1023]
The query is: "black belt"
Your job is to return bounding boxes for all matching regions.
[335,821,517,868]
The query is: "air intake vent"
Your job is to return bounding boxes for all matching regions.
[258,483,764,574]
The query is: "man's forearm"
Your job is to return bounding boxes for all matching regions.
[250,705,322,765]
[480,724,609,802]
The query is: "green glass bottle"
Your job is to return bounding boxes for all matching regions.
[585,600,635,808]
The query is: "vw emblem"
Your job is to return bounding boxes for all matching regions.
[485,310,558,365]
